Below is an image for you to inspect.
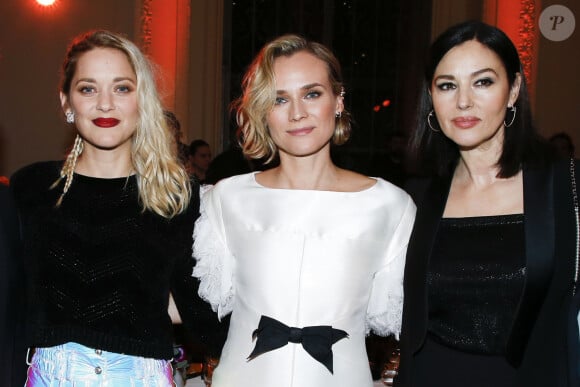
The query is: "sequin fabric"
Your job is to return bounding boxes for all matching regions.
[427,214,526,354]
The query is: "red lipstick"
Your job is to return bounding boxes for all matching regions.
[93,118,120,128]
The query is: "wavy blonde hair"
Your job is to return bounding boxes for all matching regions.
[232,34,351,163]
[55,30,190,218]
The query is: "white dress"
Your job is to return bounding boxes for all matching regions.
[193,172,416,387]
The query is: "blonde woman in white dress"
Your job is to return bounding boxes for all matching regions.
[193,34,416,387]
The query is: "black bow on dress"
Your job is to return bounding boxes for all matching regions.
[247,315,349,373]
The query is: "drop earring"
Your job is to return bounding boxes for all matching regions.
[65,111,75,124]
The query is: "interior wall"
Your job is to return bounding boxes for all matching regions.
[186,0,224,152]
[534,0,579,147]
[431,0,483,40]
[141,0,193,140]
[0,0,137,177]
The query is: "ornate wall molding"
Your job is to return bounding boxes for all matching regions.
[140,0,153,53]
[135,0,224,147]
[483,0,540,104]
[518,0,536,85]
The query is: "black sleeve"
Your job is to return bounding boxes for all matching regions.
[403,177,430,206]
[0,184,28,386]
[169,182,229,358]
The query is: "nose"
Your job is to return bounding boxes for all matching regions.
[96,91,115,112]
[289,100,307,121]
[456,87,473,110]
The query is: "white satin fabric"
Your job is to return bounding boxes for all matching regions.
[193,172,416,387]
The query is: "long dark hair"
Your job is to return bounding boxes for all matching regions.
[411,20,549,177]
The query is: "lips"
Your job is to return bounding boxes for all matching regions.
[92,118,120,128]
[451,117,480,129]
[287,127,314,136]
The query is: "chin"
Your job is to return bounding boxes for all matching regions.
[456,138,498,152]
[89,139,133,151]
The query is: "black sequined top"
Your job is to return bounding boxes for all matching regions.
[427,214,526,355]
[11,161,225,359]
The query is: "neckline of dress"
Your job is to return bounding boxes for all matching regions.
[72,172,136,183]
[249,171,380,194]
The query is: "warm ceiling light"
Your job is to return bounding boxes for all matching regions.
[36,0,56,6]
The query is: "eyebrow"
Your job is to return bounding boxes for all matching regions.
[74,76,136,85]
[275,82,324,94]
[434,67,498,81]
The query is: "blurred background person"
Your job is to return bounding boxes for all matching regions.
[164,110,190,168]
[188,139,212,183]
[367,130,409,188]
[204,143,253,185]
[549,131,575,160]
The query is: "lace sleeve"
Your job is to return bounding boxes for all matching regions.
[192,185,235,320]
[366,196,416,338]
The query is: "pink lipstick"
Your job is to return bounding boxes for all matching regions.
[451,117,480,129]
[287,127,314,136]
[93,118,120,128]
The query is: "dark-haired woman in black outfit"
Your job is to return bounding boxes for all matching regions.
[396,21,579,387]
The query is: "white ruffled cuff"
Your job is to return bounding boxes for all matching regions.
[192,185,235,320]
[365,264,404,338]
[365,196,414,338]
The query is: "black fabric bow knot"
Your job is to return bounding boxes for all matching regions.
[247,315,349,373]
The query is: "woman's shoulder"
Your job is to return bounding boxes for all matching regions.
[206,172,256,191]
[334,168,376,192]
[523,157,578,186]
[334,168,411,202]
[0,183,16,216]
[10,160,62,192]
[198,173,256,205]
[339,171,416,221]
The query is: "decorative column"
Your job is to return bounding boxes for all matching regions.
[483,0,540,107]
[137,0,224,148]
[139,0,189,112]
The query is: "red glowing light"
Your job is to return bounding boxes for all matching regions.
[36,0,56,6]
[382,99,391,107]
[373,105,381,112]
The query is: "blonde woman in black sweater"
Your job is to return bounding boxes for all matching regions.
[11,30,223,386]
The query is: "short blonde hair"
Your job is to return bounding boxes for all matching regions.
[56,30,190,218]
[233,34,351,163]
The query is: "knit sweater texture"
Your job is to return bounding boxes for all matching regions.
[11,161,222,359]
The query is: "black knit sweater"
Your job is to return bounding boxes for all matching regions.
[11,161,224,359]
